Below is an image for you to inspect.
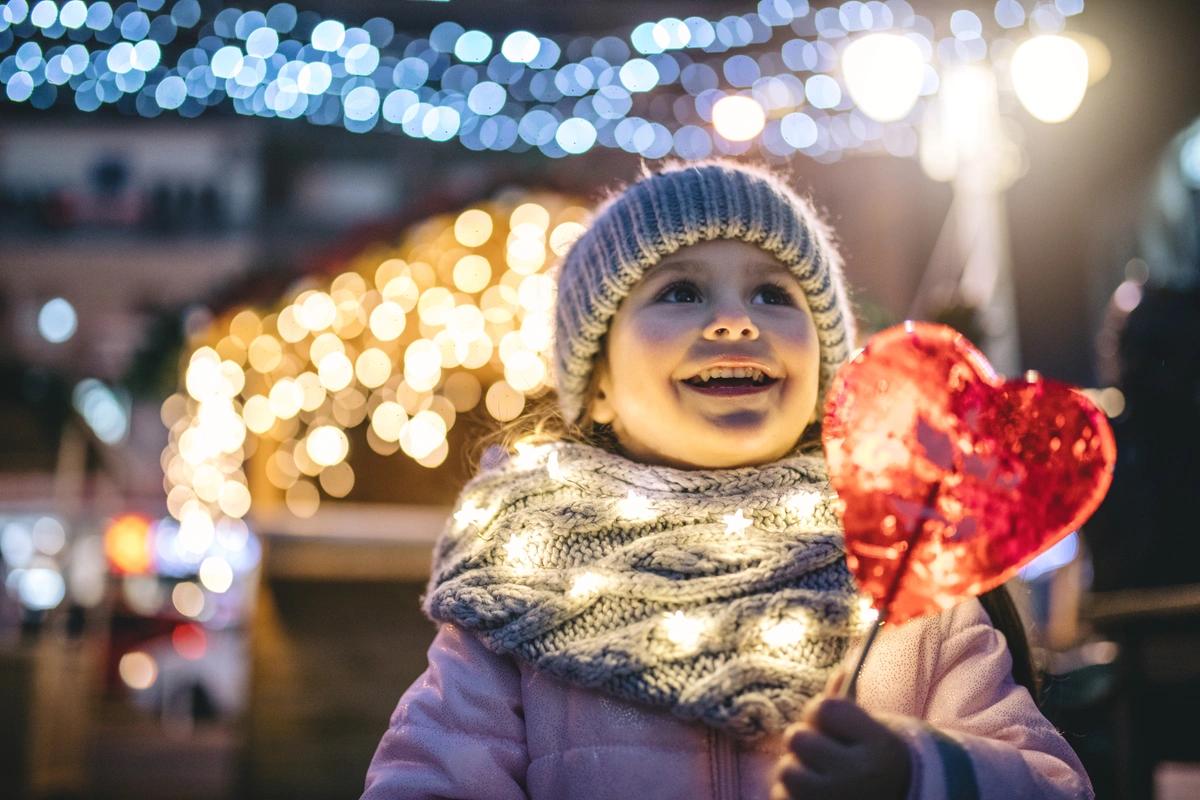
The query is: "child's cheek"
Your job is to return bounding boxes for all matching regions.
[629,313,685,345]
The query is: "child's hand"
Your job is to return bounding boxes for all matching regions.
[770,671,912,800]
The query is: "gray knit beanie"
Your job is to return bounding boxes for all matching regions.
[553,159,856,424]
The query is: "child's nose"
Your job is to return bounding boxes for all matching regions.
[703,308,759,341]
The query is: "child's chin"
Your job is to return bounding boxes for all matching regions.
[682,429,795,468]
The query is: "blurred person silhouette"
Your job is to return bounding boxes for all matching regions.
[1087,117,1200,592]
[1076,116,1200,800]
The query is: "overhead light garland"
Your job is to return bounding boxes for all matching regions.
[161,189,586,526]
[1,0,1088,163]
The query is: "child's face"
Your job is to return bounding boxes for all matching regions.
[590,239,821,469]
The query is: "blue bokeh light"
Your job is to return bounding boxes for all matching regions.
[15,41,42,70]
[297,60,332,94]
[29,1,56,29]
[0,0,979,161]
[618,58,658,92]
[804,73,841,109]
[59,0,86,29]
[170,0,199,28]
[246,26,279,58]
[555,116,596,154]
[6,70,33,101]
[343,84,380,121]
[466,80,504,115]
[311,19,345,52]
[454,29,492,63]
[210,45,242,79]
[345,42,379,76]
[501,30,539,64]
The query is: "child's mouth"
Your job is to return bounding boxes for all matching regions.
[682,371,779,396]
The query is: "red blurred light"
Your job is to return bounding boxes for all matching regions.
[171,623,208,661]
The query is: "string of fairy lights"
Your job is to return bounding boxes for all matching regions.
[161,190,587,527]
[1,0,1086,162]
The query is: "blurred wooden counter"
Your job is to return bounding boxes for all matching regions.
[1083,584,1200,800]
[243,503,447,799]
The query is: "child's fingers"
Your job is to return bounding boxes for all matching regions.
[801,697,885,744]
[784,725,851,774]
[824,666,848,695]
[773,755,831,798]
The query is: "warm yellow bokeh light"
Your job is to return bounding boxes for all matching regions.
[510,203,550,231]
[368,301,407,341]
[485,380,525,421]
[229,309,262,346]
[443,371,483,412]
[454,208,494,247]
[199,556,234,593]
[192,463,223,502]
[242,394,274,434]
[370,400,408,441]
[104,514,152,575]
[167,191,598,538]
[317,352,354,392]
[1011,34,1089,124]
[319,462,355,497]
[296,371,327,411]
[300,291,337,331]
[417,287,456,325]
[549,221,587,256]
[286,480,321,518]
[415,439,449,468]
[185,356,222,402]
[712,95,766,141]
[506,237,547,275]
[276,305,306,342]
[382,275,421,311]
[172,581,205,617]
[309,332,345,365]
[519,311,554,352]
[268,378,304,419]
[841,33,925,123]
[306,425,350,467]
[453,254,493,293]
[218,481,252,518]
[400,410,447,459]
[517,274,556,313]
[294,440,322,476]
[119,651,158,690]
[504,351,547,392]
[374,258,408,290]
[355,348,392,388]
[247,334,283,373]
[404,339,443,392]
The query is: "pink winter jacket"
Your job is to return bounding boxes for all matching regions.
[363,598,1093,800]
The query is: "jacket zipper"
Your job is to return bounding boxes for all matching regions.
[709,728,738,800]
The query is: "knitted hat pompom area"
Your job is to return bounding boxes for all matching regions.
[552,159,857,425]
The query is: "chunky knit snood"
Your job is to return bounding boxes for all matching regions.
[424,441,863,739]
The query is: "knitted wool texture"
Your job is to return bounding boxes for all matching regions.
[424,441,861,739]
[554,160,856,424]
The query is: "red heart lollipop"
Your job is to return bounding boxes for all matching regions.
[822,321,1116,626]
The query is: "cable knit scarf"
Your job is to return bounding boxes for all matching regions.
[423,441,862,739]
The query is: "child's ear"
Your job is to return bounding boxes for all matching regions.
[589,365,616,425]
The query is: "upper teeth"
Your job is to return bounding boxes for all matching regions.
[693,367,768,382]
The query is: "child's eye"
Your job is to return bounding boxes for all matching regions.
[754,283,797,306]
[657,281,702,303]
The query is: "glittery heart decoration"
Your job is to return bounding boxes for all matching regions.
[822,322,1116,626]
